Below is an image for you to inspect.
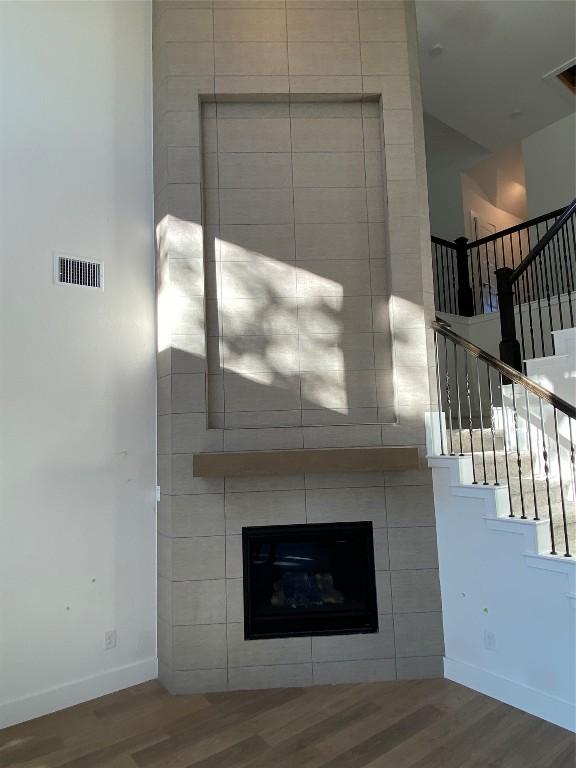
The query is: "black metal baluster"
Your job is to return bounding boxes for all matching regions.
[499,373,514,516]
[530,225,547,358]
[553,408,571,557]
[542,239,556,354]
[433,246,439,308]
[551,231,566,329]
[444,339,454,455]
[511,382,526,518]
[524,389,539,521]
[560,223,575,328]
[469,245,477,315]
[434,330,445,456]
[439,247,447,312]
[476,245,483,312]
[539,399,556,555]
[454,344,464,455]
[521,230,537,359]
[466,355,477,483]
[487,363,498,485]
[487,243,493,312]
[517,272,527,372]
[476,357,488,484]
[569,419,576,524]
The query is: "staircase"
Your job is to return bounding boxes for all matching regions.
[426,320,576,732]
[455,422,576,553]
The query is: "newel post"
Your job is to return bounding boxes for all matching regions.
[455,237,474,316]
[496,267,522,371]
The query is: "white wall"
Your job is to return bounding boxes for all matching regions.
[0,1,156,727]
[523,113,576,218]
[427,453,576,732]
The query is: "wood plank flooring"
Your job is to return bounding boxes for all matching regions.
[1,679,573,768]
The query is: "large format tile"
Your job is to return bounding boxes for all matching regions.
[303,424,382,448]
[298,333,375,371]
[394,611,444,658]
[215,43,288,76]
[218,118,291,153]
[225,490,306,534]
[301,368,377,410]
[288,42,361,76]
[291,118,363,152]
[396,655,443,680]
[361,42,409,75]
[287,8,359,42]
[223,333,299,375]
[376,571,392,614]
[295,223,369,261]
[222,297,299,335]
[214,8,287,42]
[220,188,294,225]
[168,668,228,694]
[227,623,312,667]
[359,7,407,42]
[388,527,438,571]
[219,224,295,262]
[292,152,365,189]
[294,188,367,224]
[313,658,396,685]
[385,485,435,527]
[296,259,371,297]
[312,616,394,662]
[218,153,292,189]
[228,664,313,690]
[171,536,226,581]
[172,579,227,625]
[298,295,374,334]
[221,258,297,298]
[391,569,442,614]
[164,42,214,77]
[169,493,225,537]
[157,9,214,44]
[173,624,228,669]
[305,487,386,526]
[226,578,244,623]
[223,371,301,412]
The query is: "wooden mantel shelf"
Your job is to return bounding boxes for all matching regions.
[193,446,420,478]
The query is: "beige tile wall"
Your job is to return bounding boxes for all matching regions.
[202,98,396,429]
[154,0,441,694]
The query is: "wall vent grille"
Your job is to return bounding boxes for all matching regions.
[54,254,103,289]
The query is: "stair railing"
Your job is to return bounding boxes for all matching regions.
[496,198,576,370]
[432,206,567,316]
[433,318,576,558]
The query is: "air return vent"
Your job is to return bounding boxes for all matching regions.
[53,254,103,289]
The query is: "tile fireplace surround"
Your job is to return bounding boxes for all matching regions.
[154,0,442,693]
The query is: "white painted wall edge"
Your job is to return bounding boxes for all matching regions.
[0,657,158,730]
[444,657,576,733]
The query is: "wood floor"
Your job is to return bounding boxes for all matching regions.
[1,679,574,768]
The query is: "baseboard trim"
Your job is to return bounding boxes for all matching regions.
[0,657,158,729]
[444,657,576,733]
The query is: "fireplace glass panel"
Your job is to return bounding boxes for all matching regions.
[242,522,379,639]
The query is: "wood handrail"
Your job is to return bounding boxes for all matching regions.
[432,320,576,420]
[466,206,566,250]
[508,198,576,283]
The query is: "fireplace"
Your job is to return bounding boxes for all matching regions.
[242,521,379,640]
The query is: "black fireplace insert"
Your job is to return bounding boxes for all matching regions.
[242,521,379,640]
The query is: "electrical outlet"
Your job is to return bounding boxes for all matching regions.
[104,630,117,650]
[484,630,496,651]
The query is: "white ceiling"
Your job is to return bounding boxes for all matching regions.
[416,0,576,150]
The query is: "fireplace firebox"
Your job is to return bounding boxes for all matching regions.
[242,521,379,640]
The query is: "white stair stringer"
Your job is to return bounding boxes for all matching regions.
[425,413,576,732]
